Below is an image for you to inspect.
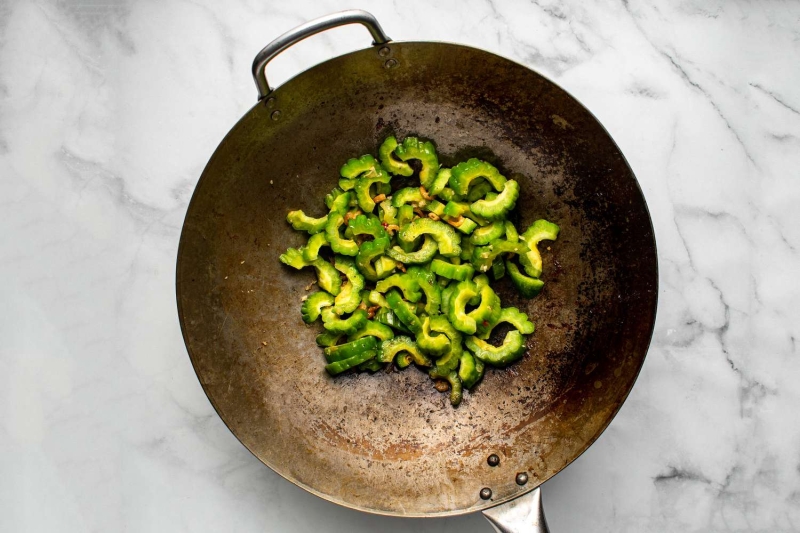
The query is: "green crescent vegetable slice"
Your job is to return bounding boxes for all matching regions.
[430,258,475,281]
[324,336,378,363]
[354,169,391,213]
[301,291,335,323]
[449,158,507,196]
[287,210,328,234]
[385,290,422,334]
[504,220,519,243]
[470,221,506,245]
[325,349,377,375]
[378,336,431,366]
[375,273,422,302]
[471,179,520,220]
[444,371,463,406]
[321,308,368,335]
[471,239,529,272]
[447,280,479,334]
[395,352,412,368]
[348,214,388,240]
[406,266,442,315]
[278,247,308,270]
[519,219,560,278]
[355,236,390,282]
[477,307,535,340]
[374,255,397,279]
[467,179,494,202]
[429,168,452,196]
[327,190,353,214]
[374,307,411,334]
[397,204,415,226]
[279,249,342,295]
[316,331,343,347]
[386,235,439,264]
[466,330,527,367]
[471,283,502,338]
[325,211,359,256]
[395,137,439,190]
[348,320,395,342]
[416,316,450,356]
[398,218,461,258]
[332,256,365,314]
[506,260,545,298]
[340,154,382,180]
[459,350,485,389]
[378,199,398,225]
[303,232,330,262]
[392,187,424,207]
[379,136,413,176]
[428,315,463,380]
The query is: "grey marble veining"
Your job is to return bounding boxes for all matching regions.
[1,0,798,531]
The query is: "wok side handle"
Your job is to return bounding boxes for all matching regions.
[251,9,391,100]
[482,488,550,533]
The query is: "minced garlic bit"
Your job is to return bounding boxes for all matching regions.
[372,193,386,203]
[433,380,450,392]
[445,215,465,227]
[427,212,440,221]
[343,209,362,222]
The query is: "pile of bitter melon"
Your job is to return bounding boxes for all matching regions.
[279,136,558,406]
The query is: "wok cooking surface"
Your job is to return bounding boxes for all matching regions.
[176,41,657,516]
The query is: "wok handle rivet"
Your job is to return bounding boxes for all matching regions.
[480,488,492,500]
[378,46,391,57]
[487,454,500,467]
[515,472,529,486]
[271,110,282,121]
[264,97,276,108]
[384,58,398,69]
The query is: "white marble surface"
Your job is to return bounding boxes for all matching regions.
[1,0,799,531]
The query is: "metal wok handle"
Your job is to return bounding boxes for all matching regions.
[251,9,391,100]
[483,488,550,533]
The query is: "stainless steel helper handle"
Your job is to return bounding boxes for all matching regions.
[251,9,391,100]
[483,487,550,533]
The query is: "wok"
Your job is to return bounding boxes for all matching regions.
[176,10,658,532]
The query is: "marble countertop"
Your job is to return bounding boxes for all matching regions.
[2,0,798,531]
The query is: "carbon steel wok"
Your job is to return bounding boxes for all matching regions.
[176,10,658,532]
